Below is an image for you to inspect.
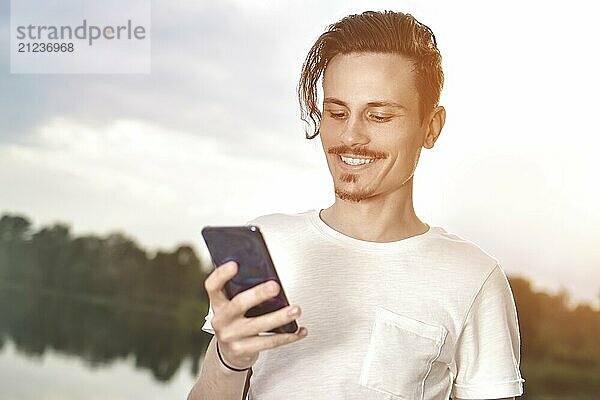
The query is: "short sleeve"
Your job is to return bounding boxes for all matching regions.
[202,304,215,335]
[451,265,525,399]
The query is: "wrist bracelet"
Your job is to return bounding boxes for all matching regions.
[216,341,250,372]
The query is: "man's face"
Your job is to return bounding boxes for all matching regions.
[320,52,429,203]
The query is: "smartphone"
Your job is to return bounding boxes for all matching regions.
[201,225,298,334]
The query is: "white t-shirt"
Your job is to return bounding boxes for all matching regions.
[202,210,525,400]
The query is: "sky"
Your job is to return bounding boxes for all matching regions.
[1,0,599,306]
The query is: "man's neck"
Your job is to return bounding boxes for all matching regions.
[319,183,428,243]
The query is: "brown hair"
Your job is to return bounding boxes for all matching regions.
[298,11,443,139]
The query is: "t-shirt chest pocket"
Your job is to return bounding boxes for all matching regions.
[359,307,448,400]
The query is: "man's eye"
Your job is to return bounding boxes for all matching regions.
[326,110,348,120]
[368,113,392,122]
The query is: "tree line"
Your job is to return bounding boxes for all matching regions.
[0,213,210,380]
[0,213,208,308]
[0,213,599,396]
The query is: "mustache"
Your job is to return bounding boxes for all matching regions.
[327,145,388,159]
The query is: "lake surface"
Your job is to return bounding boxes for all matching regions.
[0,341,198,400]
[0,286,210,399]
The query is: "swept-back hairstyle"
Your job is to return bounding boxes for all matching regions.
[298,11,443,139]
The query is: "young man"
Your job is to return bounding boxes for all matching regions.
[189,11,524,400]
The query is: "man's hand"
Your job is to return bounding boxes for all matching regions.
[204,261,308,370]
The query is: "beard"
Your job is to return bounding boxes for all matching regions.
[334,173,375,203]
[334,188,374,203]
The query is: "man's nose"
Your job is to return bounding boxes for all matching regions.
[339,115,370,147]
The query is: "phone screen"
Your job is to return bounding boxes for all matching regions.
[201,225,298,333]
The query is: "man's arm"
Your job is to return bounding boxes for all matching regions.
[187,261,307,400]
[187,336,250,400]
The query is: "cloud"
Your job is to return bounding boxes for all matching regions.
[0,1,311,145]
[0,117,329,252]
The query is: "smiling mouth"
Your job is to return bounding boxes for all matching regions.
[339,155,376,166]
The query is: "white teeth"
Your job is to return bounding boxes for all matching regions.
[340,156,375,166]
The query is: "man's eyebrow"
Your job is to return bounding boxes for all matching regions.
[366,101,406,109]
[323,98,406,110]
[323,97,348,107]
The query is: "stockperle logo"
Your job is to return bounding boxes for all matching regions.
[10,0,151,74]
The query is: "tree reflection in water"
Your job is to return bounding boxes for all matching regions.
[0,286,211,382]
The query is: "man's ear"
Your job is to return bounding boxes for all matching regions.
[423,106,446,149]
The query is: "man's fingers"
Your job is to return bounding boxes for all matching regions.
[229,327,308,358]
[245,305,302,336]
[228,280,280,317]
[204,261,238,308]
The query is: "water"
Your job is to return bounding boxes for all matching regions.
[0,342,198,400]
[0,286,210,399]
